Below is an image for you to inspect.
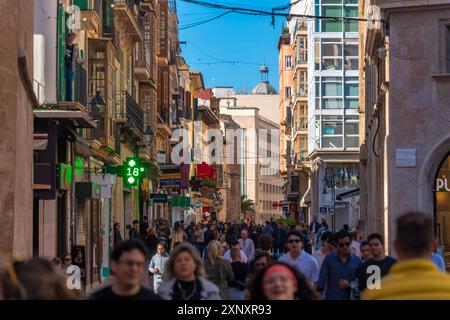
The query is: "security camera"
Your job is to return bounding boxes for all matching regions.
[376,47,387,59]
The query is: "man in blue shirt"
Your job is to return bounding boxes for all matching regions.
[317,230,362,300]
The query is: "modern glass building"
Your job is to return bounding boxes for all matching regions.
[290,0,360,230]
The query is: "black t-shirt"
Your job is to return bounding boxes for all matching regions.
[65,44,74,69]
[89,286,163,300]
[358,256,397,291]
[231,262,248,285]
[172,279,202,301]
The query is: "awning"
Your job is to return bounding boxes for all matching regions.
[33,133,48,150]
[33,109,97,128]
[300,187,311,207]
[336,188,360,201]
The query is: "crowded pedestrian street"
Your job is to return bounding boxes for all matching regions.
[2,0,450,308]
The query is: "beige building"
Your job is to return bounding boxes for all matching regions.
[359,0,450,263]
[0,0,34,262]
[219,106,284,223]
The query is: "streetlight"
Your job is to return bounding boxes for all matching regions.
[90,91,106,139]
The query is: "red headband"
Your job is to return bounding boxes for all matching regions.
[262,264,298,288]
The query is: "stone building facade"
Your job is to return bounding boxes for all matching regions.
[359,0,450,263]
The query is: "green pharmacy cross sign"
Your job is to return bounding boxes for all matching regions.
[118,157,146,187]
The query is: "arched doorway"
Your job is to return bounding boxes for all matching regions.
[435,152,450,270]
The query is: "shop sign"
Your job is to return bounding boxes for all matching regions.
[150,193,168,203]
[436,179,450,192]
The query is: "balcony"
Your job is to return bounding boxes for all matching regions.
[134,42,151,81]
[58,63,89,113]
[113,0,144,44]
[75,0,102,33]
[117,91,144,137]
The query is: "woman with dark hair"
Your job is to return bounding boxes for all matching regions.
[248,262,319,300]
[158,242,221,300]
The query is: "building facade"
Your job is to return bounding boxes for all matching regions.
[289,0,360,231]
[0,0,35,263]
[359,0,450,264]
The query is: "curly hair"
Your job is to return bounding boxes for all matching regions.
[248,262,319,300]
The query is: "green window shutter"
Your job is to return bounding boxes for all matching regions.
[58,4,67,101]
[74,0,89,10]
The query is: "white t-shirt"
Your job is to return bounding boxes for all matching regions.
[223,249,248,263]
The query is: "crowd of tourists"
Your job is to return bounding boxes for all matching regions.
[2,211,450,300]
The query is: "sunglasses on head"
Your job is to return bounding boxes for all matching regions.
[288,239,301,244]
[338,242,352,247]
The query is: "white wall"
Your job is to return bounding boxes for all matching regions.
[34,0,58,104]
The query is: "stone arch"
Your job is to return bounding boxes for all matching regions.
[417,133,450,215]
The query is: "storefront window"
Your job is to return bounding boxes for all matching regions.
[436,153,450,270]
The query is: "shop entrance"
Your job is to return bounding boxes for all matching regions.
[435,152,450,271]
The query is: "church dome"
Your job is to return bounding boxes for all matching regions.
[251,65,277,95]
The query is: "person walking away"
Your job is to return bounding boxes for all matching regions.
[229,247,248,300]
[203,240,234,300]
[149,243,170,294]
[278,231,319,284]
[129,220,140,241]
[139,216,149,241]
[358,233,396,293]
[158,242,221,300]
[113,223,123,248]
[363,212,450,300]
[145,228,159,257]
[313,231,335,269]
[89,240,162,300]
[239,229,255,261]
[316,230,362,300]
[248,262,318,300]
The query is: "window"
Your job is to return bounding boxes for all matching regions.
[322,7,343,32]
[344,116,359,148]
[285,86,292,99]
[322,77,342,96]
[344,7,358,32]
[344,40,358,70]
[322,115,343,148]
[322,42,342,70]
[285,55,293,69]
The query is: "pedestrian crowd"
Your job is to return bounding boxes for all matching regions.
[2,211,450,300]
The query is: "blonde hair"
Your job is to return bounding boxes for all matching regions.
[163,242,206,280]
[207,240,222,265]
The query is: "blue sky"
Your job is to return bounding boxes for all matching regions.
[177,0,289,93]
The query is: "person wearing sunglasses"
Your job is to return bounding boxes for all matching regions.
[278,231,320,284]
[89,240,162,300]
[316,230,362,300]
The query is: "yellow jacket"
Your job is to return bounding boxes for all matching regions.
[363,259,450,300]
